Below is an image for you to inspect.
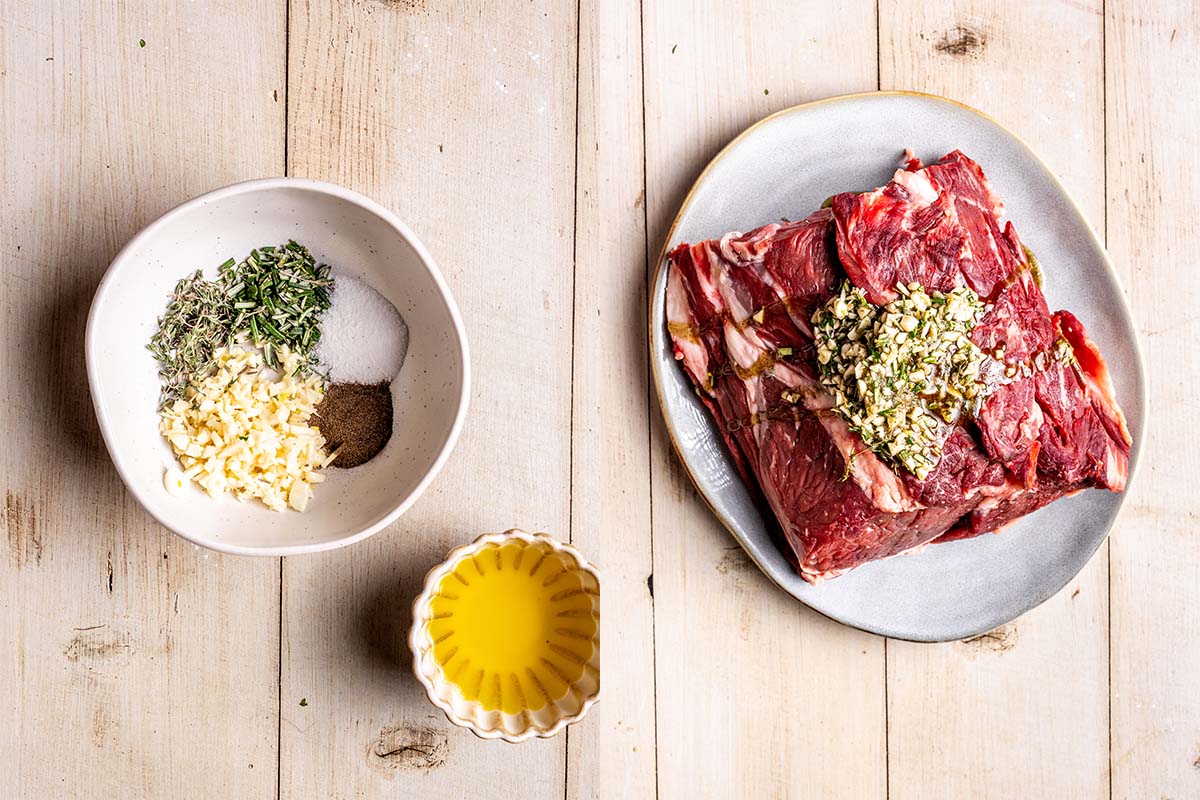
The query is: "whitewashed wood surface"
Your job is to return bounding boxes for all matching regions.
[1,1,1196,798]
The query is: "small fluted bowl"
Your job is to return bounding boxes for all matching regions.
[409,529,600,743]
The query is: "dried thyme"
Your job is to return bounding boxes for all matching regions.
[147,270,235,407]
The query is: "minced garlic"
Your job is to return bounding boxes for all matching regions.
[163,467,187,497]
[812,281,987,480]
[158,345,332,512]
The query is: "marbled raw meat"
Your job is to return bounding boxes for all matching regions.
[665,151,1131,582]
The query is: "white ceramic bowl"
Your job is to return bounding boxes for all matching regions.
[86,178,470,555]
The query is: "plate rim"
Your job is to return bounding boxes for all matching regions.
[647,90,1148,641]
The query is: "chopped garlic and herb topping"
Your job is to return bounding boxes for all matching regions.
[812,281,988,480]
[158,345,333,512]
[148,241,333,409]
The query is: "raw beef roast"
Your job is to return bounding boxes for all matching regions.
[665,151,1131,582]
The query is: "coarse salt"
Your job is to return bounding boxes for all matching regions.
[318,273,409,383]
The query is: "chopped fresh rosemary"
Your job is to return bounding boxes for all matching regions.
[147,270,235,408]
[219,240,333,372]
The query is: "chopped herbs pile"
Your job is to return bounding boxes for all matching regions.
[812,281,987,480]
[148,271,236,407]
[147,240,334,408]
[219,241,333,371]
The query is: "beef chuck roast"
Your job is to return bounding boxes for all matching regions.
[665,151,1131,582]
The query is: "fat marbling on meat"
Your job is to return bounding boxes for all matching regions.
[665,151,1131,582]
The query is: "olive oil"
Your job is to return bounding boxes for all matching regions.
[427,541,598,715]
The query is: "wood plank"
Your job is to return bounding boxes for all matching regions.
[280,1,577,796]
[567,0,656,797]
[879,2,1110,797]
[642,2,886,796]
[1106,3,1200,797]
[0,0,285,797]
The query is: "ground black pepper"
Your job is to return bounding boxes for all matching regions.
[314,382,393,468]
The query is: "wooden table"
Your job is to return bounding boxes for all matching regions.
[2,1,1196,797]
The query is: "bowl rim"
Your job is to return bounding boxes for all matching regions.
[84,176,472,556]
[408,528,601,743]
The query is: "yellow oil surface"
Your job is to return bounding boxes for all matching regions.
[428,541,598,714]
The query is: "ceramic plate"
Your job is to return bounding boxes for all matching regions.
[649,92,1145,641]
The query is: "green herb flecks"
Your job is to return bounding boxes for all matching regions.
[840,447,860,482]
[147,270,235,408]
[148,240,334,408]
[812,281,988,480]
[219,240,333,373]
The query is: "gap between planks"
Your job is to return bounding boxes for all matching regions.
[1101,1,1113,796]
[277,1,291,797]
[564,0,583,794]
[636,0,661,796]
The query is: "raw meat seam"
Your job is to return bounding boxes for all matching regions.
[667,294,819,340]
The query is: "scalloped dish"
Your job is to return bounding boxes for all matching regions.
[410,530,600,742]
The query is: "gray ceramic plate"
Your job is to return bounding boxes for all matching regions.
[649,92,1146,642]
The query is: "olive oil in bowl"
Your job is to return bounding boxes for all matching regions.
[411,530,600,742]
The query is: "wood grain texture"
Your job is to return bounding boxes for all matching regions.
[879,2,1111,797]
[1106,2,1200,797]
[280,1,578,797]
[5,1,1200,797]
[642,2,886,797]
[568,0,657,797]
[0,1,285,797]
